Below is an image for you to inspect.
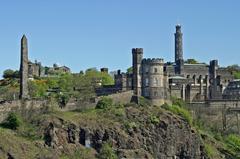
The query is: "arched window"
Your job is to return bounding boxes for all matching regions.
[153,78,158,86]
[145,78,149,86]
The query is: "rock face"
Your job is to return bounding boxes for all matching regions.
[20,35,29,99]
[42,107,207,159]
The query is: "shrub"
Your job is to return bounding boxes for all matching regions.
[225,134,240,152]
[2,112,22,130]
[149,115,160,124]
[58,93,70,108]
[204,143,217,158]
[124,122,138,131]
[98,143,118,159]
[96,97,113,109]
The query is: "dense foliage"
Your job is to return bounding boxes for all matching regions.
[0,68,114,104]
[227,64,240,79]
[185,59,198,64]
[3,69,19,79]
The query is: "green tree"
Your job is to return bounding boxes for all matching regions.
[127,67,133,74]
[28,80,48,98]
[3,69,15,79]
[185,59,198,64]
[227,64,240,79]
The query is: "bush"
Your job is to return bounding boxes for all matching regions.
[96,97,113,109]
[204,143,217,158]
[1,112,22,130]
[225,134,240,152]
[149,115,160,124]
[98,143,117,159]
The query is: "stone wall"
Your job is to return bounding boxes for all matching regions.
[0,100,48,122]
[188,100,240,132]
[64,91,134,111]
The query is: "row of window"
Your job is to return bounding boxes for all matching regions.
[144,90,164,97]
[144,67,163,74]
[145,78,161,86]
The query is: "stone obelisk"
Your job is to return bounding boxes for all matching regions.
[19,35,29,99]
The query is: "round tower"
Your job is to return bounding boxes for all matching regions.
[142,58,165,105]
[175,24,183,62]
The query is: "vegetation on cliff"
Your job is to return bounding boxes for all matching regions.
[0,96,239,158]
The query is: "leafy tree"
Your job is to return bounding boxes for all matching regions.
[28,80,48,98]
[57,74,73,92]
[72,74,96,101]
[101,72,114,86]
[3,69,19,79]
[3,69,15,78]
[85,68,114,86]
[185,59,198,64]
[127,67,133,74]
[227,64,240,79]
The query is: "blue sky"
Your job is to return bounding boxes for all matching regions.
[0,0,240,78]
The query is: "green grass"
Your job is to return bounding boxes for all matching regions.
[0,127,53,159]
[162,104,193,125]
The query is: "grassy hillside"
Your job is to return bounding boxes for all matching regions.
[0,97,239,158]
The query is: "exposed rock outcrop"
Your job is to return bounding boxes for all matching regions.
[42,107,207,159]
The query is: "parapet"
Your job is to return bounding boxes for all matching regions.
[132,48,143,54]
[142,58,164,65]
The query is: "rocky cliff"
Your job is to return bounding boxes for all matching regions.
[37,104,206,159]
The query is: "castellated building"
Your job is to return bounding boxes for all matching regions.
[115,25,234,105]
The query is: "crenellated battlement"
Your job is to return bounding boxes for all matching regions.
[132,48,143,54]
[142,58,164,65]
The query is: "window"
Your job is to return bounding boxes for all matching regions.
[153,78,158,86]
[145,90,150,97]
[154,68,158,73]
[145,78,149,86]
[154,91,158,97]
[128,81,132,86]
[145,67,149,74]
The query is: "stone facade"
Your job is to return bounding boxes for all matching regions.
[28,60,44,78]
[223,80,240,99]
[20,35,29,99]
[114,25,234,104]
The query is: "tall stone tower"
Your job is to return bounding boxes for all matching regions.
[20,35,29,99]
[175,25,184,75]
[132,48,143,97]
[175,24,183,62]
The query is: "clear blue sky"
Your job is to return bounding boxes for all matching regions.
[0,0,240,78]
